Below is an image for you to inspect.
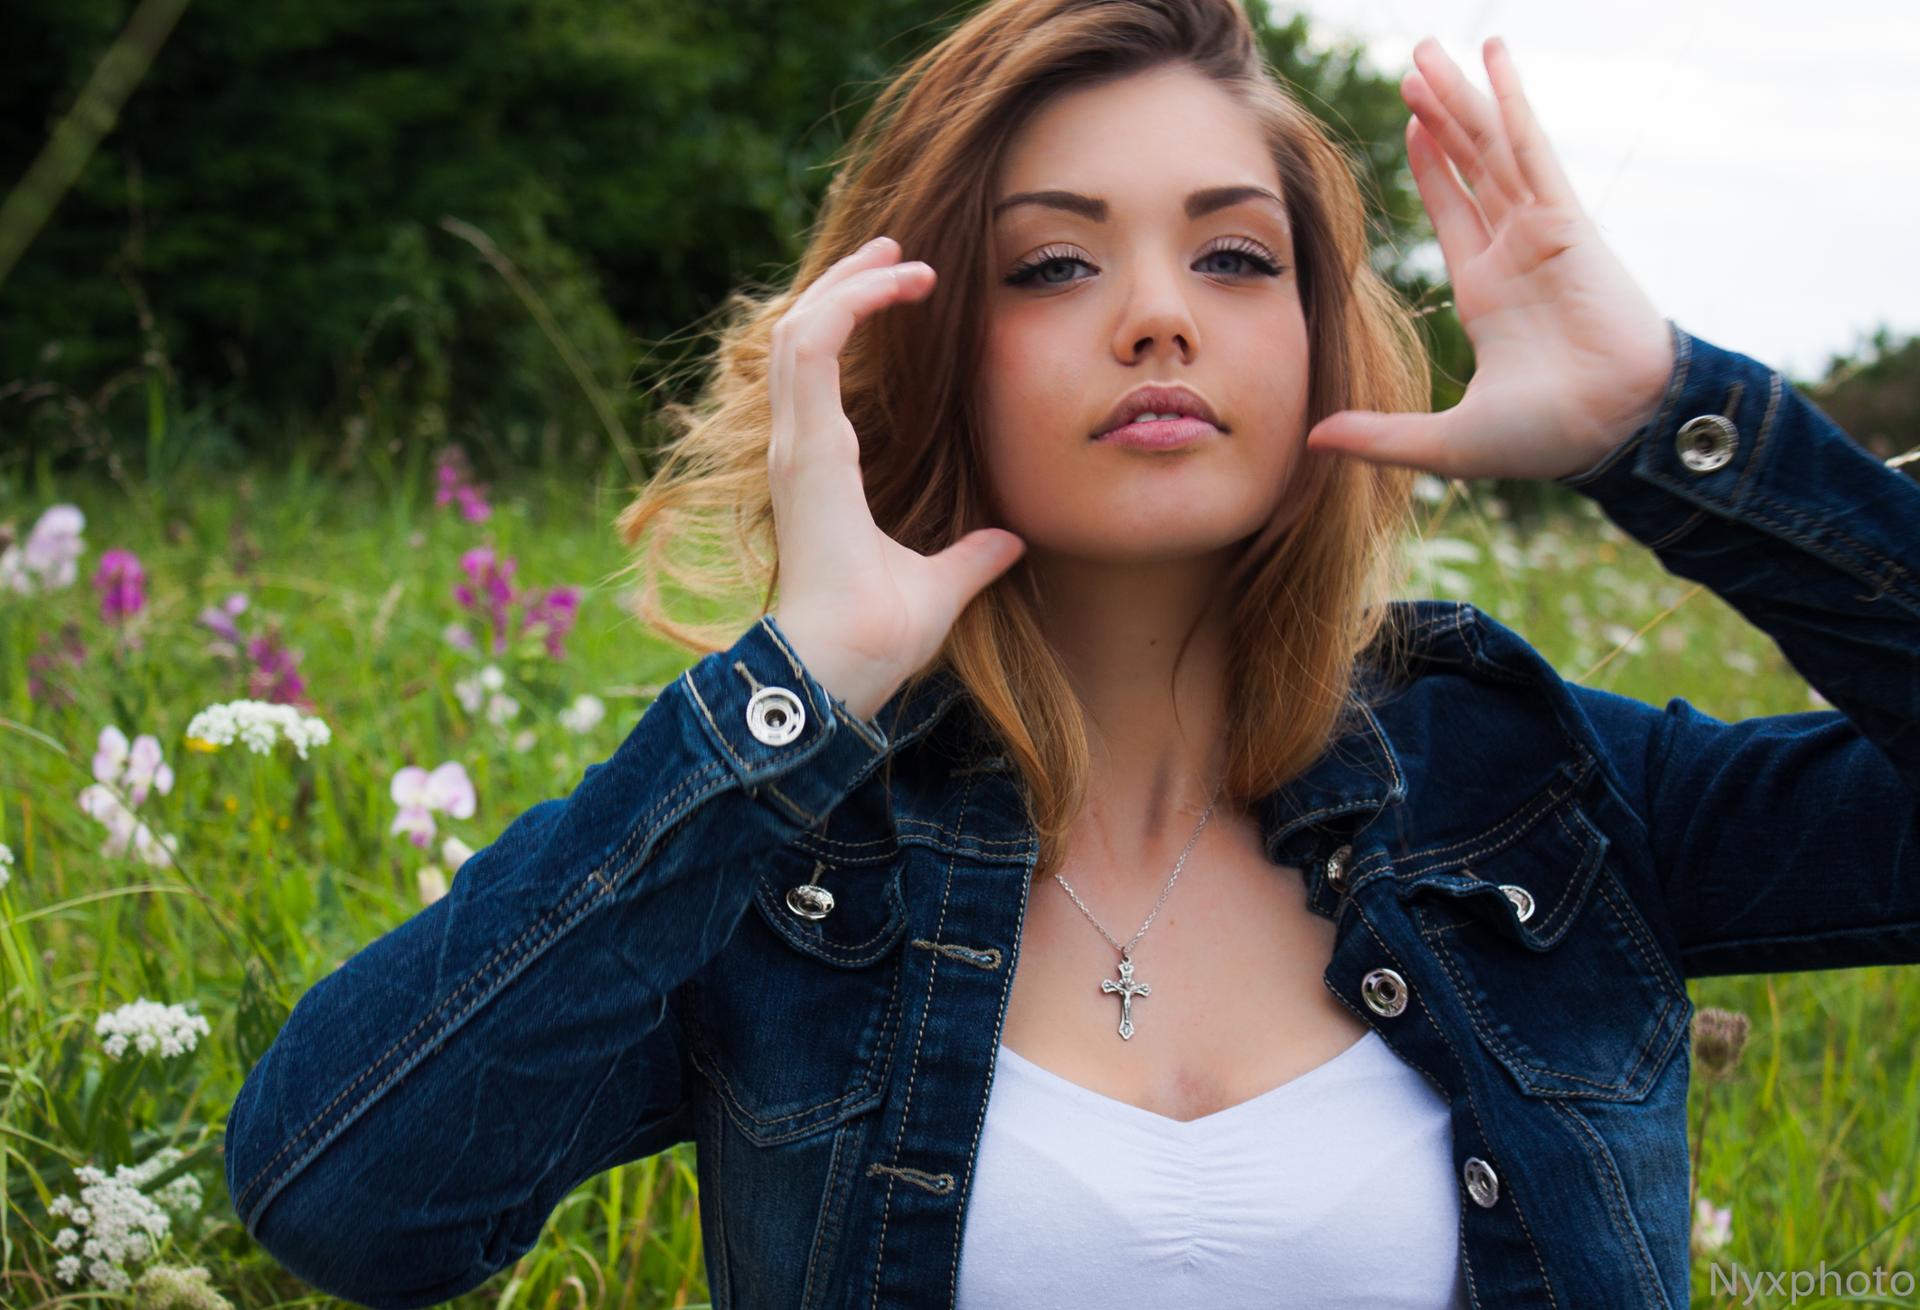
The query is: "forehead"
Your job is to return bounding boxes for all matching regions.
[993,63,1281,205]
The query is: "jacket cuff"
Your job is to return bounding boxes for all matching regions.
[1552,318,1781,549]
[681,613,893,831]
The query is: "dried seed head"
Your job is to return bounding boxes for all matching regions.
[1692,1006,1751,1081]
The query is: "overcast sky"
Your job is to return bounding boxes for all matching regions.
[1287,0,1920,382]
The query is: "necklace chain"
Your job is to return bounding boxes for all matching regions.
[1051,772,1225,961]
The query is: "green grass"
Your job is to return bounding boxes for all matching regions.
[1,459,1916,1308]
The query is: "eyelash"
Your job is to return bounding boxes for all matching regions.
[1003,237,1284,287]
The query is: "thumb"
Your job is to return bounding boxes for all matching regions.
[1306,409,1453,473]
[929,529,1027,605]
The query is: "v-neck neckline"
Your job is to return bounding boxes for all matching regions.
[993,1029,1380,1132]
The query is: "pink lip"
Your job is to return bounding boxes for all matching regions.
[1093,416,1223,450]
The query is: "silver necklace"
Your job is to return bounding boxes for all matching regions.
[1052,773,1224,1041]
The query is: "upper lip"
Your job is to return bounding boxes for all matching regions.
[1092,383,1225,438]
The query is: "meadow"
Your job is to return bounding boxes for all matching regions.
[2,449,1916,1309]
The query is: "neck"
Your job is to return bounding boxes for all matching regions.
[1026,542,1238,880]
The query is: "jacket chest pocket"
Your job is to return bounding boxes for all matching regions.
[1396,791,1691,1102]
[685,845,910,1145]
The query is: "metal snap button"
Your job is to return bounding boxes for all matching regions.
[1326,843,1353,893]
[1675,414,1737,473]
[746,685,806,745]
[1464,1156,1500,1208]
[1499,884,1536,923]
[785,860,836,919]
[1361,966,1409,1018]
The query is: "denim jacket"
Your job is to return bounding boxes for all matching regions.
[225,322,1920,1309]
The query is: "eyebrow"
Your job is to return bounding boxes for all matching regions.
[990,184,1286,224]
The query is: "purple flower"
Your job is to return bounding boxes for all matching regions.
[197,592,249,644]
[523,586,581,659]
[434,447,493,522]
[455,547,519,655]
[245,627,308,705]
[91,548,146,623]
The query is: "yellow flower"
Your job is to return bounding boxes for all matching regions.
[185,737,220,754]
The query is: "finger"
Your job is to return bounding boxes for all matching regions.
[1305,407,1460,479]
[1410,37,1531,221]
[772,236,905,455]
[1483,36,1579,211]
[1399,69,1512,231]
[774,262,936,526]
[924,529,1028,621]
[1406,116,1491,273]
[794,234,903,316]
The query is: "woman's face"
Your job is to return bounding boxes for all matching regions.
[978,63,1311,566]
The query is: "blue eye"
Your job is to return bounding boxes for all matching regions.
[1003,239,1284,287]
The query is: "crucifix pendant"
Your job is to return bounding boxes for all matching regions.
[1100,953,1152,1040]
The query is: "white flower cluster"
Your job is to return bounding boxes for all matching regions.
[0,841,12,892]
[455,663,520,725]
[48,1147,202,1293]
[184,700,332,759]
[95,998,211,1060]
[558,693,606,735]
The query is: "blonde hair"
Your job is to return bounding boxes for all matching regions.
[615,0,1429,883]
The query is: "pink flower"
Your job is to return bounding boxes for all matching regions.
[197,592,249,645]
[434,447,493,522]
[91,548,146,623]
[523,586,581,660]
[389,761,477,849]
[91,726,174,806]
[455,547,519,655]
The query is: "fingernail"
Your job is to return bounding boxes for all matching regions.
[868,235,894,251]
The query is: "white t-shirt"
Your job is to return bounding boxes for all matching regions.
[955,1028,1470,1308]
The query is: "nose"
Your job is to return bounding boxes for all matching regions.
[1111,259,1199,365]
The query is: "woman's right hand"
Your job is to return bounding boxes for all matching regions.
[768,235,1026,722]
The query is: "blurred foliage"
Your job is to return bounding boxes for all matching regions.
[0,0,1472,472]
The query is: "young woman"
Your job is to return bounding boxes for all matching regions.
[223,1,1920,1307]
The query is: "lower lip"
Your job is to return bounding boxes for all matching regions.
[1094,417,1224,450]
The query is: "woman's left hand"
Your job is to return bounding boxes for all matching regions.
[1305,35,1677,483]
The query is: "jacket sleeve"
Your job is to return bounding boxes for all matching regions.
[222,613,896,1309]
[1553,319,1920,979]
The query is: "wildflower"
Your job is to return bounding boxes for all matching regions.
[77,786,179,867]
[417,864,449,905]
[195,592,249,646]
[184,700,331,759]
[511,727,536,754]
[93,548,147,623]
[442,835,475,872]
[433,446,493,522]
[455,546,518,654]
[443,621,477,653]
[389,761,476,850]
[486,692,521,725]
[523,585,581,659]
[1691,1007,1751,1082]
[96,999,211,1060]
[559,693,606,735]
[0,841,13,891]
[47,1147,203,1294]
[1,503,86,593]
[94,727,176,806]
[1690,1197,1732,1255]
[243,627,307,705]
[131,1263,234,1310]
